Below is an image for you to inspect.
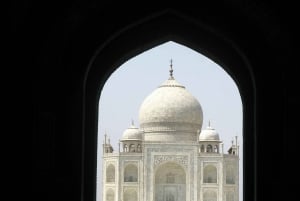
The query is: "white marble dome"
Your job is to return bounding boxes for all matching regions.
[199,124,220,141]
[121,123,142,141]
[139,75,203,141]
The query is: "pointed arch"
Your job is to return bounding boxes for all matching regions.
[155,162,186,201]
[124,164,138,182]
[207,144,213,153]
[86,9,256,201]
[106,164,115,182]
[123,144,128,152]
[201,144,205,152]
[226,165,235,184]
[204,165,217,183]
[137,144,141,152]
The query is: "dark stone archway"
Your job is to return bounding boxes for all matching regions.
[28,3,297,201]
[85,10,254,201]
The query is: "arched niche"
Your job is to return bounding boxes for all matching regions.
[124,164,138,182]
[200,145,205,152]
[86,9,255,201]
[106,164,115,182]
[226,165,235,184]
[203,165,217,183]
[123,144,128,152]
[155,162,186,201]
[129,144,135,152]
[137,144,141,152]
[207,145,213,153]
[214,145,219,153]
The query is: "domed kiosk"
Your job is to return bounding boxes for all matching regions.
[120,121,142,153]
[101,63,239,201]
[199,121,222,153]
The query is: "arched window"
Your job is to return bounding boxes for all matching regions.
[123,144,128,152]
[200,145,205,152]
[226,166,235,184]
[214,145,219,153]
[106,164,115,182]
[207,145,213,153]
[106,189,115,201]
[203,190,217,201]
[137,144,141,152]
[203,165,217,183]
[124,164,138,182]
[129,144,135,152]
[96,41,246,201]
[155,162,186,201]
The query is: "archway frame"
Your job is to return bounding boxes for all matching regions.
[106,164,115,183]
[84,9,255,201]
[203,164,218,184]
[154,161,188,201]
[124,163,139,182]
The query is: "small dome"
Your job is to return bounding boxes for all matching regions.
[121,123,142,141]
[199,124,220,141]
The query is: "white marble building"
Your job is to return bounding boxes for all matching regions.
[102,65,239,201]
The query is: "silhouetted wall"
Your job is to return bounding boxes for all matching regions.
[23,2,298,201]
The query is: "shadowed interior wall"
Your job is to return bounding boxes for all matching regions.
[27,2,298,201]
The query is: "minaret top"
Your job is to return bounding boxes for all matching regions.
[104,130,107,144]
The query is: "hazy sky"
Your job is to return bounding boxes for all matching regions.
[97,41,243,201]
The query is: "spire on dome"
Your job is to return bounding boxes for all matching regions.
[207,120,214,129]
[104,130,107,144]
[169,59,174,79]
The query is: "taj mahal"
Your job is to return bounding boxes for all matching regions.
[101,63,239,201]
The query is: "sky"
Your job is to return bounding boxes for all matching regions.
[97,41,243,201]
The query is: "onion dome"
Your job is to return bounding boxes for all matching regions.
[121,121,142,141]
[199,122,220,141]
[138,61,203,141]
